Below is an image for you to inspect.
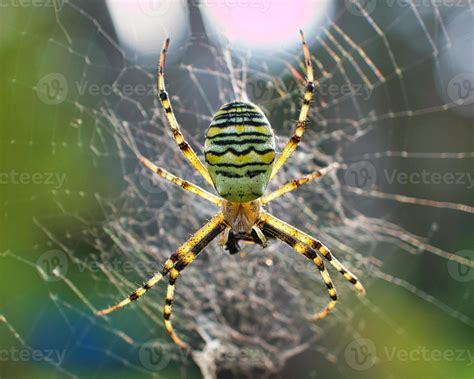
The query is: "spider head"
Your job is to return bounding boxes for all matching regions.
[204,100,276,202]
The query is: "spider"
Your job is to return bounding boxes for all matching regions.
[96,31,365,349]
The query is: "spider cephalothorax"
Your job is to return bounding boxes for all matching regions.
[220,199,269,251]
[96,31,365,349]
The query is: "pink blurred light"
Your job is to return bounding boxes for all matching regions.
[204,0,330,45]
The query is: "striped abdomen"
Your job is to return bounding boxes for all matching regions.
[204,101,275,203]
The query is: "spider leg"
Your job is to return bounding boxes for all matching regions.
[259,212,365,295]
[270,30,315,180]
[139,155,221,206]
[163,268,189,349]
[164,215,234,348]
[263,163,339,204]
[158,38,214,187]
[258,214,338,320]
[96,213,227,316]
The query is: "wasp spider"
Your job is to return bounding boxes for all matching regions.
[97,31,365,349]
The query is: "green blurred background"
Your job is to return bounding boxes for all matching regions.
[1,1,473,378]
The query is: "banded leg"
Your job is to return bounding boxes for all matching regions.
[96,213,227,316]
[163,224,228,347]
[158,38,214,187]
[270,30,315,180]
[259,214,338,319]
[260,212,365,295]
[163,268,188,349]
[139,155,221,206]
[263,162,339,204]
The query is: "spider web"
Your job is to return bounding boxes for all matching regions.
[1,1,474,378]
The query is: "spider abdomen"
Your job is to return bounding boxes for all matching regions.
[204,101,275,202]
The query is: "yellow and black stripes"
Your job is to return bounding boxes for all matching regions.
[163,269,188,349]
[161,215,228,348]
[97,32,365,350]
[262,162,340,204]
[258,213,338,320]
[96,213,227,317]
[157,37,214,187]
[206,131,272,141]
[205,101,276,202]
[260,212,365,295]
[270,30,315,180]
[263,168,323,204]
[295,233,365,295]
[139,155,222,206]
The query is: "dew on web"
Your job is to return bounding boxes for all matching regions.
[2,1,474,378]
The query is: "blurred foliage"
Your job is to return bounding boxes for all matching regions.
[1,2,473,379]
